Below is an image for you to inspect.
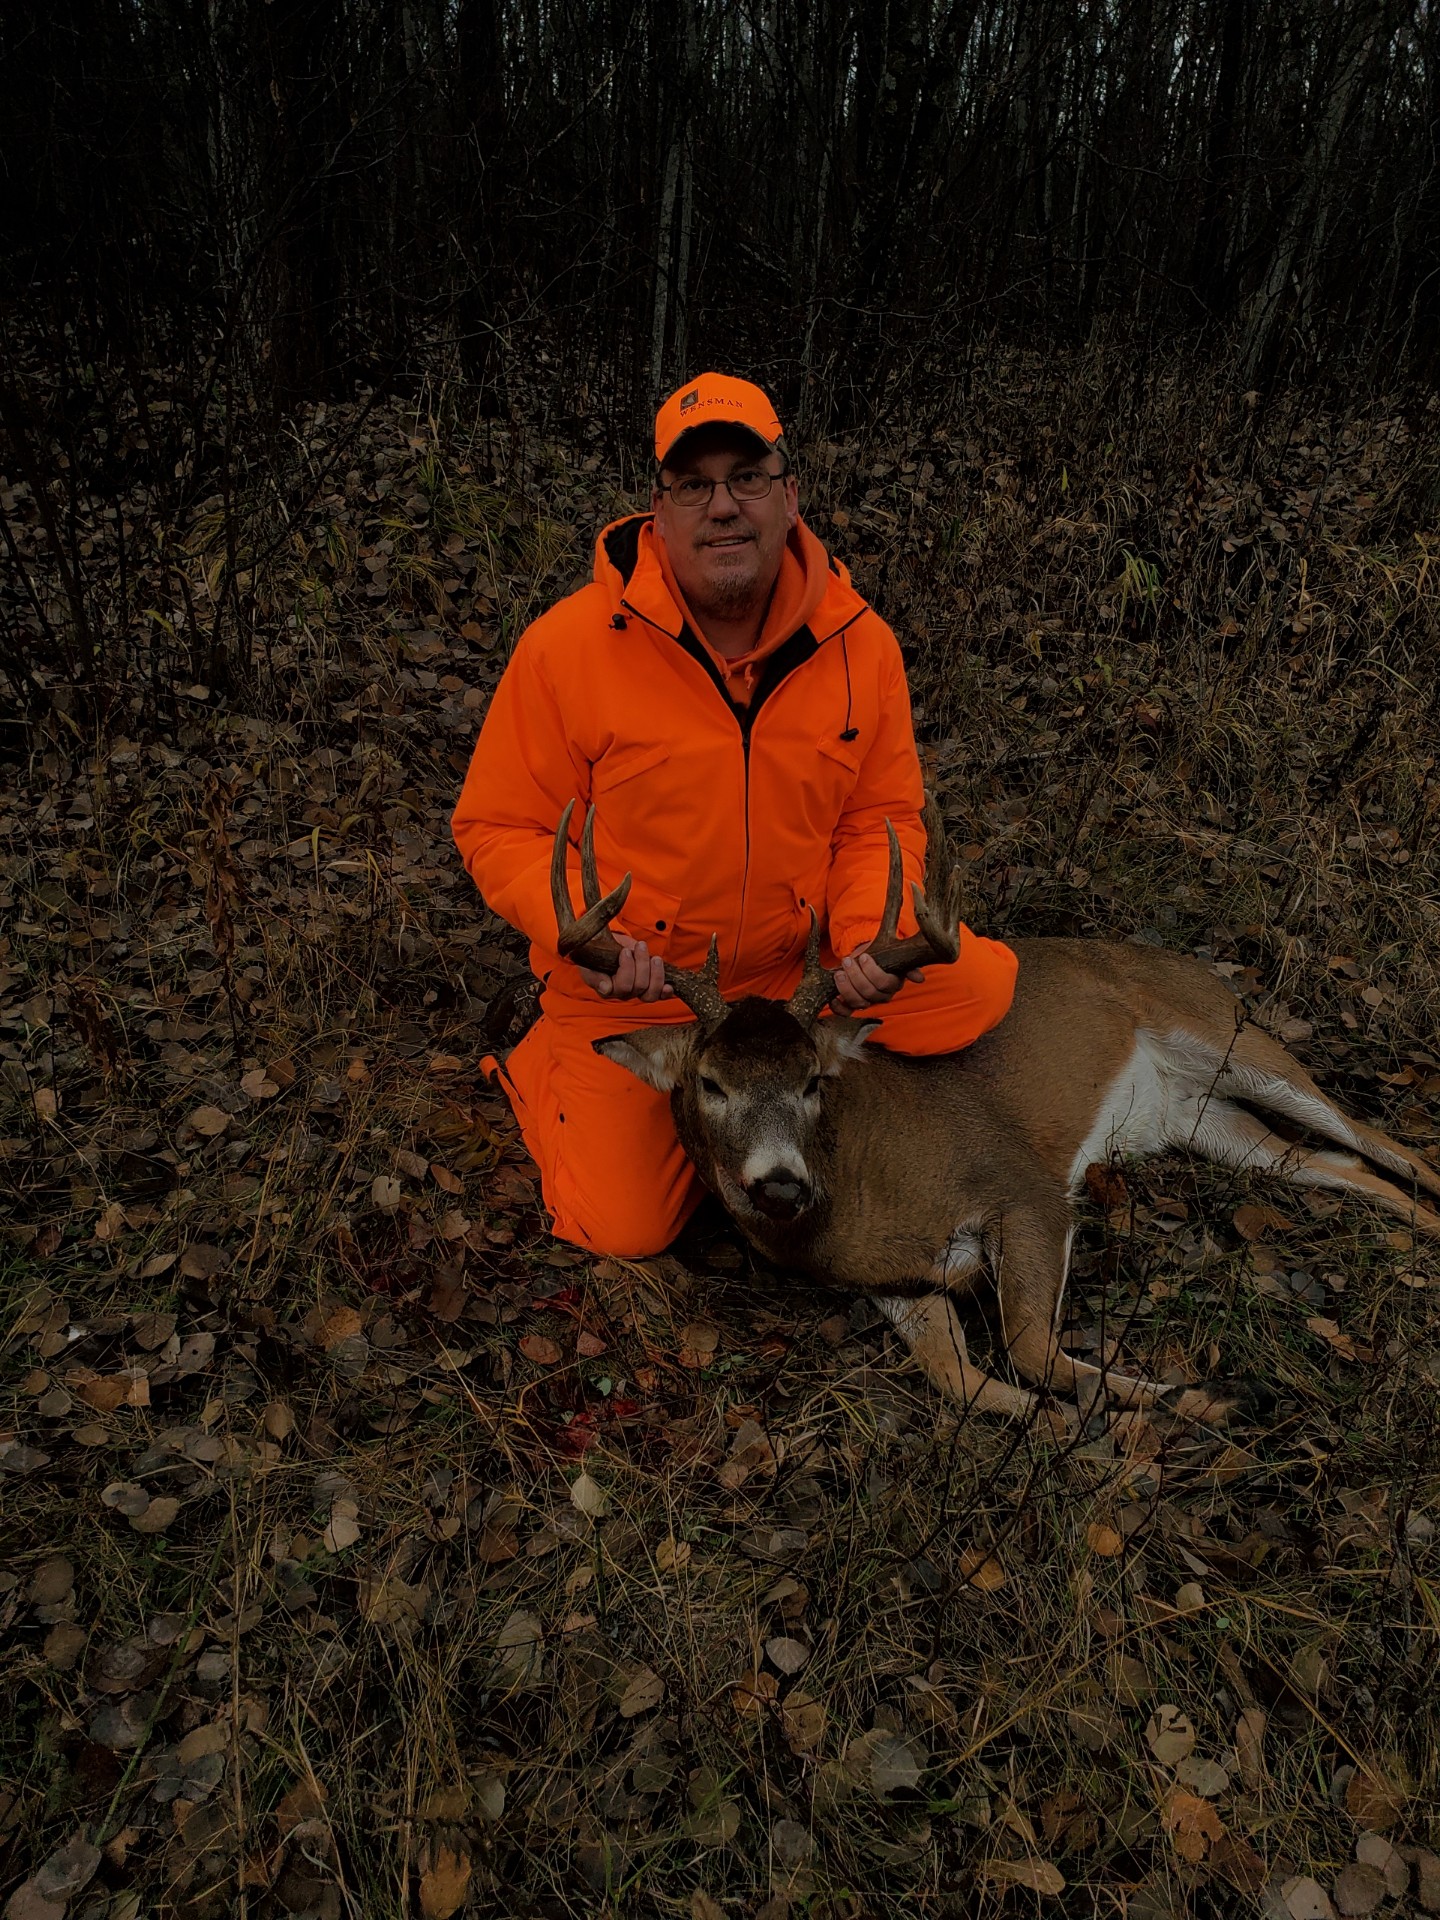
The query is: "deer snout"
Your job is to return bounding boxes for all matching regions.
[742,1161,813,1218]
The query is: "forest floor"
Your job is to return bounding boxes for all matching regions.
[3,351,1440,1920]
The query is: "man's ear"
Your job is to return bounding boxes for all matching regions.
[593,1024,697,1093]
[815,1014,881,1073]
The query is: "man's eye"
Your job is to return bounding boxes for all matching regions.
[733,470,763,486]
[673,479,707,502]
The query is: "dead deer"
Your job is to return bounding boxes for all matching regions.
[550,801,1440,1418]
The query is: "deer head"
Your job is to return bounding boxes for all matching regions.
[551,802,961,1224]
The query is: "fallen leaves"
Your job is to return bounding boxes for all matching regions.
[418,1837,472,1919]
[1145,1705,1196,1766]
[1162,1786,1224,1862]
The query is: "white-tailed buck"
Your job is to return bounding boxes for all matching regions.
[551,802,1440,1417]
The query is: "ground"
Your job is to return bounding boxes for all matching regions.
[2,352,1439,1917]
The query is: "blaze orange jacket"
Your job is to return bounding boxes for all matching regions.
[453,511,1007,1037]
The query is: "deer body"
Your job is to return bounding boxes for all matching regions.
[553,804,1440,1418]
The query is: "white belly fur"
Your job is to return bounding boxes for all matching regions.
[1064,1033,1193,1192]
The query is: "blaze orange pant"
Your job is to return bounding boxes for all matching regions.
[486,942,1017,1256]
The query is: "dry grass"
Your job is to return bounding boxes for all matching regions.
[2,344,1439,1918]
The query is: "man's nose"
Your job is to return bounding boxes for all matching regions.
[704,481,742,518]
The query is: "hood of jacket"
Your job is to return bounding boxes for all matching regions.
[593,511,869,658]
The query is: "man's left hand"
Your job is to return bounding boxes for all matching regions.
[831,941,921,1012]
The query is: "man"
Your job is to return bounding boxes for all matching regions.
[452,372,1017,1254]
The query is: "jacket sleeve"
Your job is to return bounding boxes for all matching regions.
[450,629,589,949]
[825,630,928,958]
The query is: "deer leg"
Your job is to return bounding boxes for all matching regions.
[995,1207,1164,1411]
[875,1294,1037,1417]
[1177,1022,1440,1212]
[1179,1092,1440,1236]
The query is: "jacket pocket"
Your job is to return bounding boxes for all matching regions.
[592,740,671,794]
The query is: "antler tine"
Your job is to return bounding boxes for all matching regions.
[551,803,729,1027]
[847,818,962,986]
[785,909,831,1025]
[551,799,633,973]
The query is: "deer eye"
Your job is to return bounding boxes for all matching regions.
[699,1076,725,1100]
[803,1075,823,1099]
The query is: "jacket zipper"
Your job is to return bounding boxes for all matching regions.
[617,596,864,977]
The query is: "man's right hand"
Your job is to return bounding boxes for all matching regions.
[577,930,674,1002]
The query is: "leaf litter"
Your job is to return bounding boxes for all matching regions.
[3,371,1440,1918]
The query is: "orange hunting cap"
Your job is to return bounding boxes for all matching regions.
[654,372,786,467]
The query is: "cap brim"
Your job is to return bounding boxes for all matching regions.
[658,422,775,468]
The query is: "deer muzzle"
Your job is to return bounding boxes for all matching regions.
[743,1165,814,1220]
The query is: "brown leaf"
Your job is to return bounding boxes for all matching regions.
[1333,1863,1387,1916]
[958,1546,1006,1590]
[31,1833,102,1900]
[263,1401,295,1441]
[1163,1787,1224,1862]
[418,1838,472,1919]
[371,1174,402,1212]
[732,1669,779,1715]
[656,1535,691,1572]
[131,1310,177,1349]
[678,1320,720,1368]
[982,1858,1067,1895]
[44,1623,88,1670]
[3,1885,67,1920]
[1146,1705,1197,1767]
[187,1104,231,1137]
[1414,1850,1440,1913]
[178,1242,226,1279]
[779,1693,827,1754]
[1086,1522,1124,1557]
[27,1556,74,1606]
[131,1495,180,1534]
[575,1329,608,1358]
[431,1162,463,1193]
[765,1636,810,1675]
[1233,1201,1294,1241]
[519,1333,562,1365]
[1234,1706,1268,1788]
[240,1068,279,1100]
[1280,1877,1337,1920]
[618,1666,664,1717]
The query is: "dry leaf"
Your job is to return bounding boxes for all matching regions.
[431,1162,463,1193]
[418,1838,472,1919]
[324,1510,361,1552]
[1333,1863,1387,1916]
[575,1329,608,1357]
[1233,1202,1293,1240]
[1280,1876,1337,1920]
[692,1894,727,1920]
[982,1858,1066,1895]
[371,1174,402,1211]
[869,1733,925,1795]
[31,1833,103,1901]
[1163,1786,1224,1862]
[733,1670,779,1714]
[1235,1706,1268,1788]
[765,1636,810,1674]
[618,1666,664,1717]
[240,1068,279,1100]
[780,1693,827,1753]
[132,1495,180,1534]
[570,1471,608,1517]
[1175,1754,1230,1797]
[657,1535,691,1572]
[1086,1522,1124,1557]
[33,1086,59,1123]
[1146,1705,1197,1766]
[188,1103,231,1137]
[958,1546,1006,1589]
[519,1333,562,1365]
[678,1320,720,1368]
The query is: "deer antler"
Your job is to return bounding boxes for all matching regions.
[786,817,962,1025]
[551,801,727,1027]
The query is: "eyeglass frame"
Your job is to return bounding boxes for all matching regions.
[654,456,792,510]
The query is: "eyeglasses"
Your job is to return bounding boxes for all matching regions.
[658,465,788,509]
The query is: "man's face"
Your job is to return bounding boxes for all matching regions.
[652,427,798,626]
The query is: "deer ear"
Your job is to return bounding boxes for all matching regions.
[593,1024,697,1093]
[817,1014,881,1072]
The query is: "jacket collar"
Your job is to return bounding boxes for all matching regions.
[595,512,869,648]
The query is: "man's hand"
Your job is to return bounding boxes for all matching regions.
[577,929,674,1003]
[830,940,921,1012]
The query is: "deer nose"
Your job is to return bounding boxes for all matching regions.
[747,1168,813,1217]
